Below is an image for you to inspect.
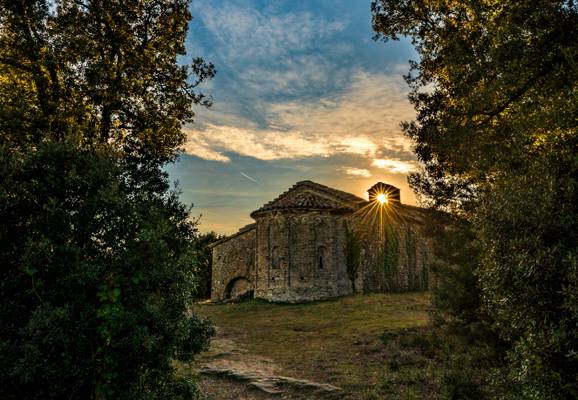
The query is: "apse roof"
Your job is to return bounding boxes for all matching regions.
[250,180,365,217]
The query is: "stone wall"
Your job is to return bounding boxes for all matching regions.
[253,210,352,302]
[347,206,433,293]
[210,203,434,303]
[211,226,256,302]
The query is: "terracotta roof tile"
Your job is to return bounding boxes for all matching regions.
[250,180,366,217]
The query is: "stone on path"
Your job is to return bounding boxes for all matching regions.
[200,366,343,397]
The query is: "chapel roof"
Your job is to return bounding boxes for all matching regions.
[250,180,366,217]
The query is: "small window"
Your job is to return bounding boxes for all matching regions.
[271,246,280,269]
[317,246,326,270]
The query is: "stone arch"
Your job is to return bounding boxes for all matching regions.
[224,276,253,300]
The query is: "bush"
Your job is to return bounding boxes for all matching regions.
[192,232,223,299]
[0,143,214,399]
[477,147,578,399]
[442,369,482,400]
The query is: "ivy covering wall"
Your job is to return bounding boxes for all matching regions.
[381,224,399,291]
[345,225,361,291]
[346,217,430,293]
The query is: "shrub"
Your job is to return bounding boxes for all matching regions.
[0,143,214,399]
[442,369,482,400]
[192,232,223,299]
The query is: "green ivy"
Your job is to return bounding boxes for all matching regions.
[420,249,429,290]
[406,227,419,290]
[382,225,399,291]
[345,225,361,291]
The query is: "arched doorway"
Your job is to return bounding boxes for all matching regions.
[224,277,253,300]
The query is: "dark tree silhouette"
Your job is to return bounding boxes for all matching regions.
[0,1,217,398]
[372,1,578,397]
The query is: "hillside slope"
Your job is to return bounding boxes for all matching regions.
[185,293,438,399]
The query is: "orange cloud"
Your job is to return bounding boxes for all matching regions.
[184,71,416,164]
[371,158,418,174]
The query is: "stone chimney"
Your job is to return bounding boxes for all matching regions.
[367,182,401,203]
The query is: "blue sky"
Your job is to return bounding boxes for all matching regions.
[166,0,419,234]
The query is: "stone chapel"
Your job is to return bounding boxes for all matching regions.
[210,180,432,303]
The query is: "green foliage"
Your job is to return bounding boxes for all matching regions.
[405,227,421,291]
[399,225,430,292]
[419,249,428,291]
[0,1,216,398]
[379,326,500,399]
[192,231,223,299]
[477,148,578,399]
[372,0,578,200]
[372,0,578,397]
[381,225,399,290]
[0,143,215,399]
[0,0,214,163]
[428,217,484,327]
[344,225,362,290]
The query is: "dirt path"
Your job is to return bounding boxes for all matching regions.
[191,293,431,399]
[196,329,343,400]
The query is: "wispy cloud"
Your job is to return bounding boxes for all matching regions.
[183,124,332,162]
[184,71,416,163]
[239,55,340,96]
[344,167,372,178]
[189,1,352,99]
[194,3,347,61]
[372,158,418,174]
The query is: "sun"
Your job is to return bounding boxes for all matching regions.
[376,193,388,205]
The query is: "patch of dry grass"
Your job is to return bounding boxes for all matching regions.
[191,293,432,399]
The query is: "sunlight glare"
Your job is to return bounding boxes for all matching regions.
[376,193,388,205]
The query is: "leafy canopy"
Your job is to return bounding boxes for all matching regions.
[0,0,215,163]
[0,142,215,399]
[0,1,217,398]
[373,0,578,211]
[372,1,578,398]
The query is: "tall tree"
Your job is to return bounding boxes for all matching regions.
[0,0,214,164]
[372,1,578,398]
[0,1,217,398]
[192,231,223,300]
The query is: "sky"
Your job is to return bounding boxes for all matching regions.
[166,0,419,234]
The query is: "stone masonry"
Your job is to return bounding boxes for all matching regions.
[210,180,432,303]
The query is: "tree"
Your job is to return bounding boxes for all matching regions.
[192,231,223,300]
[0,142,215,399]
[0,0,215,164]
[427,215,482,327]
[372,1,578,397]
[0,1,217,398]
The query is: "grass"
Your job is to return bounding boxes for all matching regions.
[192,292,439,399]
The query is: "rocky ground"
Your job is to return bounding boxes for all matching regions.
[197,331,343,399]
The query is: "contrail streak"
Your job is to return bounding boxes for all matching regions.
[240,171,258,183]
